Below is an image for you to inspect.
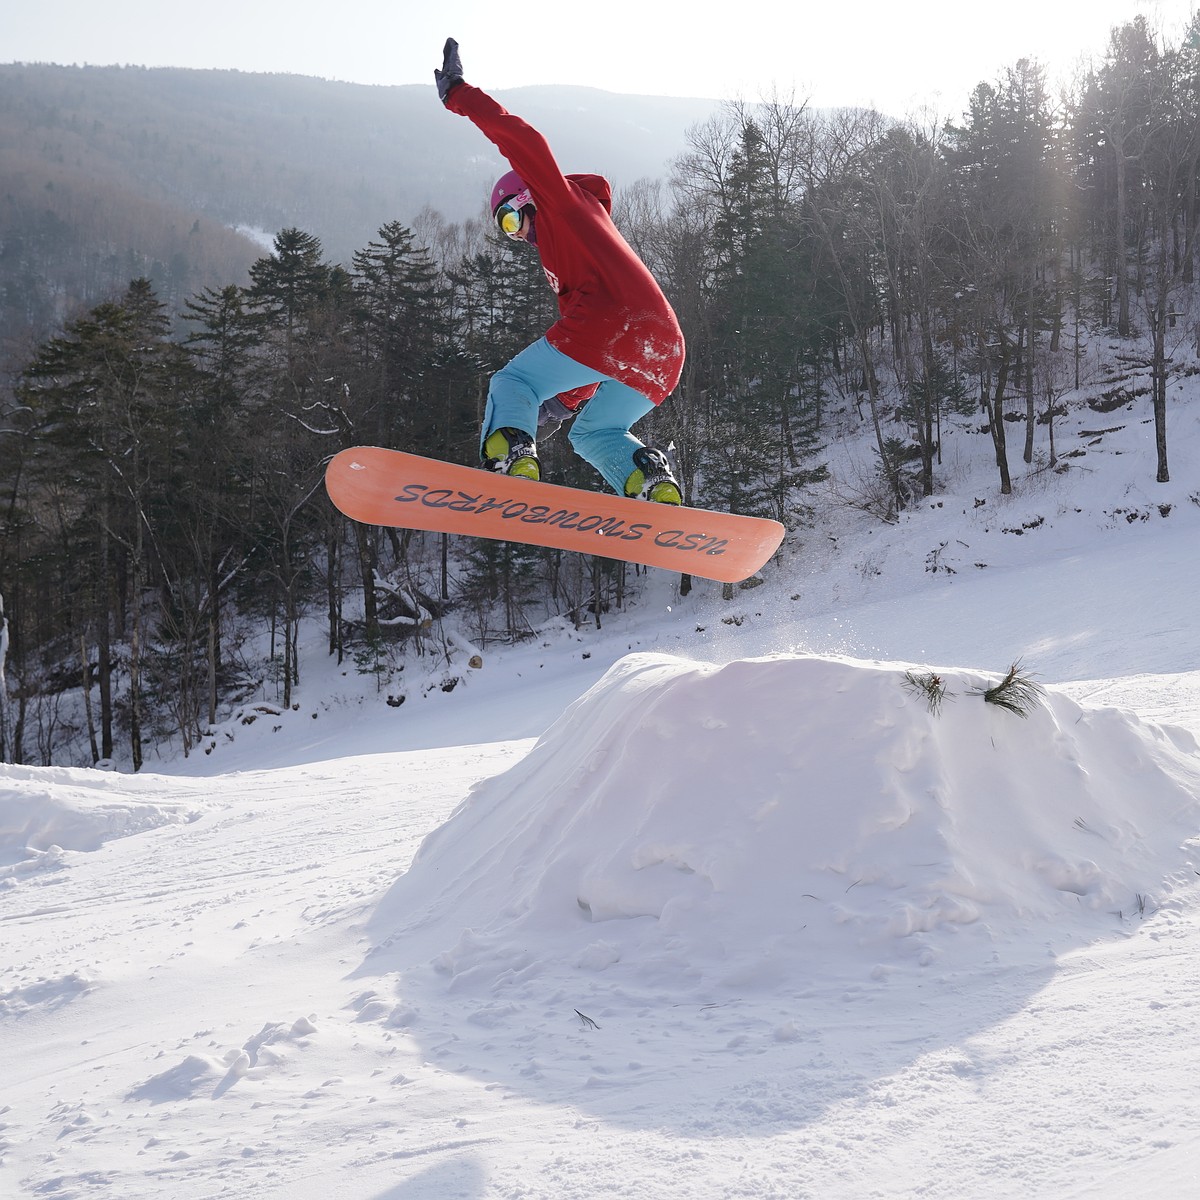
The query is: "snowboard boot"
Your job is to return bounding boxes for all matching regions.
[482,427,539,481]
[623,446,681,505]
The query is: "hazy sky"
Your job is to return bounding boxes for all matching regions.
[5,1,1197,116]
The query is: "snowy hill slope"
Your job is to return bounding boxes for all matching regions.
[5,653,1200,1198]
[3,340,1200,1197]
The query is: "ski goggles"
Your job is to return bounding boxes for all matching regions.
[494,189,533,238]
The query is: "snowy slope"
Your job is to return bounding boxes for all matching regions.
[3,347,1200,1198]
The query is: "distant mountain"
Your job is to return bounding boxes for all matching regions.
[0,63,721,377]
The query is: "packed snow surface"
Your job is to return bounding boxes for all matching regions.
[371,653,1199,997]
[4,368,1200,1197]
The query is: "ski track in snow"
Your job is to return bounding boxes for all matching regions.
[3,376,1200,1197]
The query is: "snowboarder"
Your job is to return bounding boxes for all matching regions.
[435,38,686,504]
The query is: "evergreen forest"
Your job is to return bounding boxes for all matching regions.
[2,15,1199,768]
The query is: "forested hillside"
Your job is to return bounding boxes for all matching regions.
[1,14,1198,769]
[0,64,718,375]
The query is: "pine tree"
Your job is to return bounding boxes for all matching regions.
[350,221,447,451]
[17,279,184,767]
[169,284,264,736]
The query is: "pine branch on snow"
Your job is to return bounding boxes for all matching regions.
[902,670,953,715]
[970,661,1046,718]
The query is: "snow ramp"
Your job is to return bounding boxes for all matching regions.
[366,652,1200,997]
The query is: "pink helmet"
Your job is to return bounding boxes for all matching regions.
[490,169,526,215]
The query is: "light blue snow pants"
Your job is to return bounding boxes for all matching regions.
[481,337,655,495]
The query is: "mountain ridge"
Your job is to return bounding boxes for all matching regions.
[0,64,721,248]
[0,62,721,373]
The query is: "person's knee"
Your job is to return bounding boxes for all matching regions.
[490,361,534,404]
[566,420,589,455]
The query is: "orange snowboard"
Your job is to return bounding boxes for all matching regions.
[325,447,784,584]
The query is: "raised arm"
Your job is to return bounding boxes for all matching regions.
[435,38,574,209]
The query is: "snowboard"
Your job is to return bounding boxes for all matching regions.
[325,447,784,584]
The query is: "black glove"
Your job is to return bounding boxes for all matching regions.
[435,38,464,104]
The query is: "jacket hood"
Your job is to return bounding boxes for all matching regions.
[567,173,612,215]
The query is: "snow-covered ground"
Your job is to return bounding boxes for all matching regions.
[3,341,1200,1198]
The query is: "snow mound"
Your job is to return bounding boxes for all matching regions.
[369,653,1200,998]
[0,970,94,1016]
[127,1019,320,1103]
[0,764,205,869]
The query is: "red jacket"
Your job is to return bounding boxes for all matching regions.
[446,84,685,406]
